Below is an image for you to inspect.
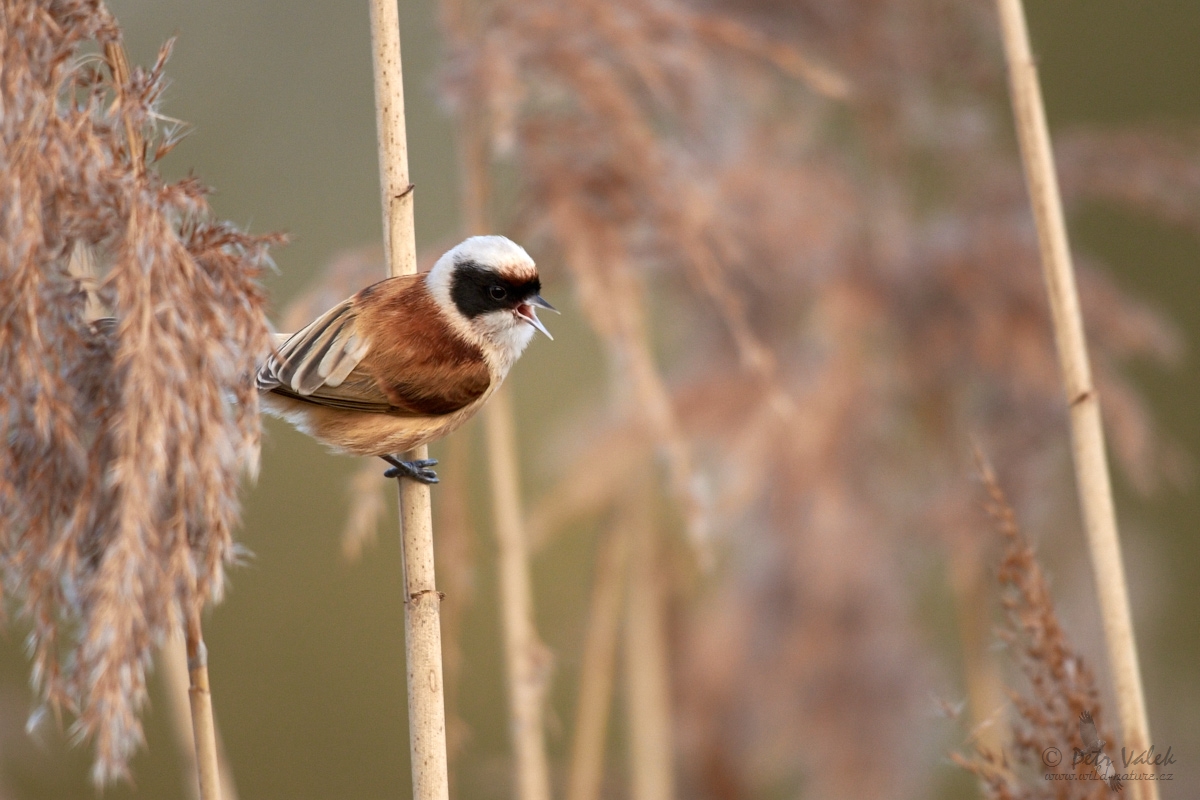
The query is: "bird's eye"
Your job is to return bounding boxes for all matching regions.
[489,285,507,300]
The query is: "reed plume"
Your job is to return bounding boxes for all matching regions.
[954,459,1118,800]
[0,0,278,783]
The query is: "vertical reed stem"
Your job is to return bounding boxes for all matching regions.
[994,2,1157,795]
[369,3,450,799]
[163,638,239,800]
[185,610,222,800]
[484,390,553,800]
[567,519,632,800]
[623,497,675,800]
[455,46,554,797]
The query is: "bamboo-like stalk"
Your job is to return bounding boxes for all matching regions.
[567,518,633,800]
[453,48,555,797]
[484,390,553,800]
[433,433,477,767]
[162,638,239,800]
[185,610,222,800]
[994,2,1157,796]
[369,3,450,799]
[623,498,675,800]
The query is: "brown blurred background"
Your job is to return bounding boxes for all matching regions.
[0,1,1197,798]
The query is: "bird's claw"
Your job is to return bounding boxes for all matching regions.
[381,457,439,484]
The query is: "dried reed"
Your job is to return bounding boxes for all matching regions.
[484,389,554,800]
[994,2,1157,796]
[368,2,450,799]
[622,487,676,800]
[161,635,240,800]
[430,433,479,766]
[185,608,222,800]
[0,0,277,784]
[567,516,632,800]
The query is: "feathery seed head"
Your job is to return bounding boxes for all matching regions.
[0,0,280,782]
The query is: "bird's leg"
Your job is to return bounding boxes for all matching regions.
[381,454,439,484]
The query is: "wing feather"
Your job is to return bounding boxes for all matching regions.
[293,319,350,393]
[324,335,369,387]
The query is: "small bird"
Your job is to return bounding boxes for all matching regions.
[257,235,555,484]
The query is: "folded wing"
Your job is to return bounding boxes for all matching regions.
[257,277,491,416]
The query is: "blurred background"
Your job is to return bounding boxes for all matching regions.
[1,1,1198,798]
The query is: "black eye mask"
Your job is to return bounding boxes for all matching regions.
[450,261,541,319]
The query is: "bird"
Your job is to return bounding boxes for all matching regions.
[256,235,555,484]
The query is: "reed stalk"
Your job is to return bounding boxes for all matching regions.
[994,2,1157,796]
[184,610,222,800]
[369,2,450,799]
[162,638,239,800]
[452,45,555,796]
[623,494,675,800]
[484,389,553,800]
[433,433,477,766]
[567,518,633,800]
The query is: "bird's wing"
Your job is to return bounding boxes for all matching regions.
[258,277,492,416]
[257,296,388,410]
[1078,711,1101,749]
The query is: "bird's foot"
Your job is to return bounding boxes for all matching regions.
[381,455,439,484]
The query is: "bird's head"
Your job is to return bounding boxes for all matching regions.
[426,235,556,366]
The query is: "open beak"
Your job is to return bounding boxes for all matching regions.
[517,296,556,340]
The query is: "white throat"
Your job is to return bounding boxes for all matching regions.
[475,311,536,373]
